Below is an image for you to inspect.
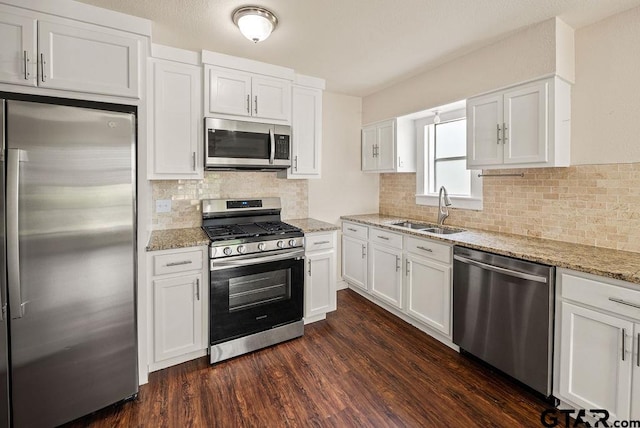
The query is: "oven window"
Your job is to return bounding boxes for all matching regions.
[208,130,270,159]
[229,269,291,312]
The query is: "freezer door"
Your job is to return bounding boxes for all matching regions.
[0,99,10,427]
[6,100,137,427]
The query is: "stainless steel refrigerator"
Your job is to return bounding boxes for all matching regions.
[0,98,138,427]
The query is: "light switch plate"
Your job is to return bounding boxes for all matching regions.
[156,199,172,213]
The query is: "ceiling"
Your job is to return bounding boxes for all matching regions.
[77,0,640,97]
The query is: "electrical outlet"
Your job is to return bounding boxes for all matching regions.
[155,199,172,213]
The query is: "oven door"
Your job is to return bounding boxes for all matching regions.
[205,118,290,169]
[210,250,304,344]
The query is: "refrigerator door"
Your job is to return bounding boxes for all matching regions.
[0,99,10,427]
[6,100,137,427]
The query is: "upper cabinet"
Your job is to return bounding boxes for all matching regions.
[362,117,416,173]
[466,76,571,169]
[147,45,202,179]
[0,11,142,98]
[204,64,291,122]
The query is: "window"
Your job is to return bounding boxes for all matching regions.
[415,106,482,210]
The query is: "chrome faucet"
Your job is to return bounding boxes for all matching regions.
[437,186,452,225]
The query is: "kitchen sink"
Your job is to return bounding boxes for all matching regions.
[391,221,465,235]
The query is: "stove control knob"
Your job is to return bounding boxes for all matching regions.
[288,239,297,247]
[237,245,246,254]
[276,240,285,249]
[257,243,266,251]
[223,247,233,256]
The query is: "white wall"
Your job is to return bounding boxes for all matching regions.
[571,6,640,164]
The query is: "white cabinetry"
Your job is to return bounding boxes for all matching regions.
[204,64,291,122]
[0,10,141,98]
[148,45,202,179]
[555,269,640,421]
[368,228,403,309]
[304,231,337,323]
[466,76,570,169]
[341,222,368,292]
[404,236,452,337]
[362,117,416,173]
[148,247,207,372]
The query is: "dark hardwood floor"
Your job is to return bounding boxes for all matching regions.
[65,289,557,427]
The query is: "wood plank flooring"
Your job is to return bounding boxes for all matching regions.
[64,289,556,427]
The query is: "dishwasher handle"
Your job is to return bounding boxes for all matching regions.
[453,254,548,283]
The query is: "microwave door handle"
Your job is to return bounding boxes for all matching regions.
[269,128,275,165]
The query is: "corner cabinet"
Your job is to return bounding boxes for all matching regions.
[555,269,640,421]
[147,45,203,179]
[0,11,141,98]
[148,246,208,372]
[362,117,416,173]
[466,76,571,169]
[304,231,337,323]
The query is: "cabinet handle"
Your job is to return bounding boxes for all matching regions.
[308,259,312,276]
[313,241,330,245]
[195,278,200,301]
[496,124,501,144]
[406,259,410,276]
[192,152,196,171]
[503,123,508,144]
[40,53,46,82]
[361,244,366,259]
[254,95,258,115]
[377,235,389,240]
[246,94,250,114]
[396,256,400,272]
[23,51,30,80]
[375,144,379,157]
[637,333,640,367]
[623,329,627,361]
[165,260,192,267]
[347,227,357,232]
[416,246,433,253]
[609,297,640,310]
[294,155,298,171]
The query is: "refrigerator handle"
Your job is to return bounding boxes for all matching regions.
[7,149,24,319]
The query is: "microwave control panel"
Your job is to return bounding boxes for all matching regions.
[275,135,290,160]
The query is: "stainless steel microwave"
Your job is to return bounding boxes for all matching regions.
[205,118,291,170]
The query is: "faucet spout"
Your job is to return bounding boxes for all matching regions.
[437,186,452,225]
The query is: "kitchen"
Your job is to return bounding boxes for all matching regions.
[1,0,640,426]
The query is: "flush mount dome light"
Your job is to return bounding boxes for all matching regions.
[232,6,278,43]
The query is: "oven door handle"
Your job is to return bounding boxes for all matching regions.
[211,249,305,271]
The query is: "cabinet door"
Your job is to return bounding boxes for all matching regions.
[559,302,632,420]
[342,235,367,291]
[368,243,403,309]
[503,81,548,164]
[305,250,336,319]
[153,273,204,362]
[466,93,503,167]
[376,120,396,171]
[206,66,252,117]
[252,76,291,121]
[0,12,36,86]
[361,125,377,171]
[150,59,201,178]
[631,323,640,420]
[405,254,451,336]
[38,21,140,98]
[290,86,321,177]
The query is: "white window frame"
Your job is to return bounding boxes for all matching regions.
[415,108,483,210]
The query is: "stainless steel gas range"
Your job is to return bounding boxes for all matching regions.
[202,198,305,364]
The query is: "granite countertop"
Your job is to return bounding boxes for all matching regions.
[341,214,640,285]
[146,218,339,252]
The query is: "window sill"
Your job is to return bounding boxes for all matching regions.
[415,194,483,211]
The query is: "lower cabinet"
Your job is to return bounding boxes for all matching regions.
[368,230,403,309]
[148,246,207,371]
[555,269,640,421]
[341,229,368,292]
[304,231,337,323]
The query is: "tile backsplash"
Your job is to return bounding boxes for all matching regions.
[152,171,308,229]
[380,163,640,253]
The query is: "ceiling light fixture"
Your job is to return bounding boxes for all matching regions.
[232,6,278,43]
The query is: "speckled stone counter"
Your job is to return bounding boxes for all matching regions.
[146,227,209,251]
[341,214,640,285]
[286,218,340,233]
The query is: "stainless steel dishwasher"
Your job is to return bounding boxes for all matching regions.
[453,246,555,397]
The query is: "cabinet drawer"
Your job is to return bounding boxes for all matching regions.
[154,250,203,276]
[561,272,640,320]
[342,222,368,240]
[405,236,451,264]
[370,228,402,249]
[305,232,334,252]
